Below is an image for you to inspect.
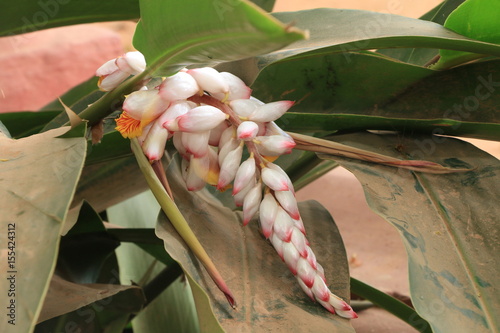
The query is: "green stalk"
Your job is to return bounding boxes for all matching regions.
[130,138,236,308]
[351,277,433,333]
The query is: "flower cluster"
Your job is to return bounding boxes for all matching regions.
[96,54,357,319]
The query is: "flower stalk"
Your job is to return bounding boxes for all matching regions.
[94,54,356,318]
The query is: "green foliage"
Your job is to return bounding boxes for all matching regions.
[1,0,499,332]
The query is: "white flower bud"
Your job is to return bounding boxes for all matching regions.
[259,193,278,239]
[282,242,300,275]
[123,90,170,121]
[116,51,146,74]
[159,72,200,101]
[181,131,210,158]
[177,105,228,132]
[233,156,256,195]
[273,207,294,242]
[187,67,229,96]
[297,257,315,288]
[261,167,290,192]
[217,143,243,190]
[242,182,262,225]
[237,121,259,141]
[234,177,255,207]
[255,135,296,156]
[141,118,169,161]
[186,155,206,191]
[218,137,239,165]
[160,101,195,131]
[209,121,230,146]
[274,190,300,220]
[249,100,294,122]
[229,99,261,117]
[212,72,252,101]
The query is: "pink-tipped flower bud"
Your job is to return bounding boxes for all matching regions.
[187,67,229,96]
[123,90,170,122]
[296,257,315,288]
[273,208,294,242]
[267,162,295,194]
[242,182,262,225]
[217,143,243,190]
[259,193,278,238]
[255,135,296,156]
[212,72,252,101]
[159,71,200,101]
[173,132,189,159]
[261,167,290,192]
[218,126,236,149]
[296,275,316,301]
[181,131,210,158]
[185,155,206,191]
[282,242,300,275]
[229,99,261,117]
[116,51,146,75]
[270,232,284,260]
[141,118,169,161]
[209,121,230,146]
[234,178,256,207]
[160,101,195,131]
[237,121,259,141]
[177,105,228,132]
[233,155,256,195]
[218,137,239,166]
[249,101,294,122]
[291,228,308,257]
[96,61,129,91]
[311,275,331,303]
[274,190,300,220]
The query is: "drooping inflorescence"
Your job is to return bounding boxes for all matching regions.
[95,52,357,319]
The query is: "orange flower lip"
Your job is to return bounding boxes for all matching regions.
[115,112,144,138]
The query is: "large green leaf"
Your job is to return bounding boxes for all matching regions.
[320,131,500,333]
[378,0,466,65]
[37,275,144,324]
[251,51,500,140]
[0,0,139,36]
[108,191,200,333]
[133,0,305,76]
[0,111,60,138]
[435,0,500,69]
[219,8,500,84]
[155,158,354,332]
[74,156,149,212]
[0,126,86,332]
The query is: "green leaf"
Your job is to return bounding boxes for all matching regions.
[378,0,466,65]
[35,276,145,332]
[155,158,354,332]
[250,0,275,11]
[133,0,306,76]
[0,127,86,332]
[0,0,139,37]
[74,156,149,213]
[37,275,144,324]
[350,278,432,333]
[108,191,200,333]
[320,131,500,333]
[220,8,500,84]
[0,111,60,138]
[435,0,500,69]
[252,51,500,140]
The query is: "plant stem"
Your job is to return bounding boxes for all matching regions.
[351,277,433,333]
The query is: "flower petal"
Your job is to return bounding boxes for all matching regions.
[159,71,200,101]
